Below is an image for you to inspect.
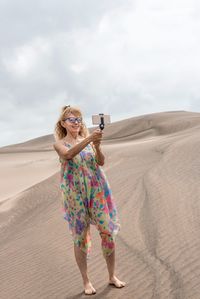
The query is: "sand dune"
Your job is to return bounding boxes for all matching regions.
[0,111,200,299]
[0,151,59,204]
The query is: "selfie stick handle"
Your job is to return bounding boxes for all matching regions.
[99,113,104,130]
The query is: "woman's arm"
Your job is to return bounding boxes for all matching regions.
[53,129,102,160]
[53,136,91,160]
[93,142,105,166]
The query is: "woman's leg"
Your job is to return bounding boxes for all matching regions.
[73,241,96,294]
[99,234,125,288]
[105,250,126,287]
[104,249,115,279]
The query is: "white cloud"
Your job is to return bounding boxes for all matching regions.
[3,37,51,77]
[0,0,200,146]
[70,64,87,74]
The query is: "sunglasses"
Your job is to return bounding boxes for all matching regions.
[64,117,82,124]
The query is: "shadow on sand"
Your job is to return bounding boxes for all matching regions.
[65,284,114,299]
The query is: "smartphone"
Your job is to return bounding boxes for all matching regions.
[92,114,111,125]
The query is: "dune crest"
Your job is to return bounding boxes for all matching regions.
[0,111,200,299]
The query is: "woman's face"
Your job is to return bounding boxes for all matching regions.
[61,113,82,135]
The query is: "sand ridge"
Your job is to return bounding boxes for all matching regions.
[0,111,200,298]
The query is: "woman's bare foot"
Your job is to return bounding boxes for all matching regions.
[84,281,96,295]
[109,276,126,288]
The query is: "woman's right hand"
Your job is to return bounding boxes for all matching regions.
[89,128,103,143]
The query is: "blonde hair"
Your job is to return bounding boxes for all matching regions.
[54,105,89,141]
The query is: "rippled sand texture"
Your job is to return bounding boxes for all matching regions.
[0,111,200,299]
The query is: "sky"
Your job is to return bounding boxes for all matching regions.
[0,0,200,147]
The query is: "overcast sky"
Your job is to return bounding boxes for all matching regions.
[0,0,200,146]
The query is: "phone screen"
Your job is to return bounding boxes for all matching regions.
[92,114,111,125]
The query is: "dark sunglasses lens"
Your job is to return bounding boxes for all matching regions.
[67,117,82,123]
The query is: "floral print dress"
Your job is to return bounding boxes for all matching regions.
[59,142,120,257]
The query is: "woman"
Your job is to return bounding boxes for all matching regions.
[53,105,125,295]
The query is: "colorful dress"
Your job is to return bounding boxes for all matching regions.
[59,142,120,257]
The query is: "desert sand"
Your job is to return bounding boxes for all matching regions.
[0,111,200,299]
